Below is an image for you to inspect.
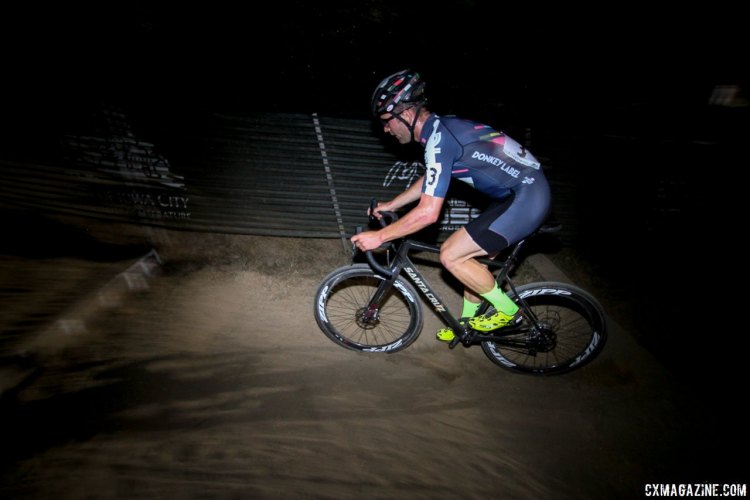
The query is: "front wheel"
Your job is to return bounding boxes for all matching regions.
[314,264,423,353]
[481,281,607,375]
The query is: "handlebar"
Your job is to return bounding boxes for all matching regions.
[352,198,400,278]
[354,226,395,278]
[368,198,399,228]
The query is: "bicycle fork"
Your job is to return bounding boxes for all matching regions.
[357,277,396,326]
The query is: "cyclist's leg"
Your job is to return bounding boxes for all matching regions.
[444,198,530,332]
[442,195,513,290]
[435,228,493,341]
[439,228,495,297]
[442,227,520,332]
[435,224,518,340]
[436,228,495,342]
[435,233,509,339]
[468,185,552,331]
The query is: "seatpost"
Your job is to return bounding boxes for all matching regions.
[505,238,527,270]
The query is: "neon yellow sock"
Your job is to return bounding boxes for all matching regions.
[461,298,481,318]
[480,284,518,316]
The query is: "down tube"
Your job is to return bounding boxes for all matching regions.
[400,258,464,332]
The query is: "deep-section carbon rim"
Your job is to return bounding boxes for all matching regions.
[314,265,423,353]
[481,282,607,375]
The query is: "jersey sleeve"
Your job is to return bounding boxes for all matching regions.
[421,118,459,198]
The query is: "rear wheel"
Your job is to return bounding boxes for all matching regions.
[314,264,423,352]
[481,282,607,375]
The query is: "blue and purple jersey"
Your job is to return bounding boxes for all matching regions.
[418,114,551,245]
[419,114,547,200]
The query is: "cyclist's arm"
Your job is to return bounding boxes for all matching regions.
[378,193,443,242]
[352,193,443,251]
[374,176,424,215]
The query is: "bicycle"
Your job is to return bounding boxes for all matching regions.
[313,203,608,375]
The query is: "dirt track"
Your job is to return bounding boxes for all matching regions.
[0,223,746,499]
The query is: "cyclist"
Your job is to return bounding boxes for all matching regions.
[351,69,551,342]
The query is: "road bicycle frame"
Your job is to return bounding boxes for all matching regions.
[322,204,605,373]
[360,235,535,349]
[322,207,606,373]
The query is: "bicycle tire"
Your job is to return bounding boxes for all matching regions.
[481,281,607,375]
[314,264,423,353]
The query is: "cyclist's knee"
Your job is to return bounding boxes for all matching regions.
[440,230,485,272]
[439,244,482,273]
[439,244,463,273]
[439,246,456,271]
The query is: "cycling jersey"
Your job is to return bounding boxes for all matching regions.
[418,114,551,249]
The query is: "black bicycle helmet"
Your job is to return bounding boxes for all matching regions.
[371,69,426,116]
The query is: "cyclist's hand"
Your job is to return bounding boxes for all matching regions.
[368,201,391,220]
[351,231,383,252]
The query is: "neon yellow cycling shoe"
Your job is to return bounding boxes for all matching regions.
[435,328,456,342]
[468,310,522,332]
[435,318,469,342]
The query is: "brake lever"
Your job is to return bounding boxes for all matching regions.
[369,198,379,226]
[352,226,362,257]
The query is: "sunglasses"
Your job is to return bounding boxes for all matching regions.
[379,113,399,127]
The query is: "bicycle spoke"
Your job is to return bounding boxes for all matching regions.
[481,282,607,374]
[314,265,423,352]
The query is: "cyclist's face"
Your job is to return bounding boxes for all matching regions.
[379,112,412,144]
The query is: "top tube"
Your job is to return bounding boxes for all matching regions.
[357,200,561,276]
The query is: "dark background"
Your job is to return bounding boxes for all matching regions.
[2,1,747,378]
[5,2,745,116]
